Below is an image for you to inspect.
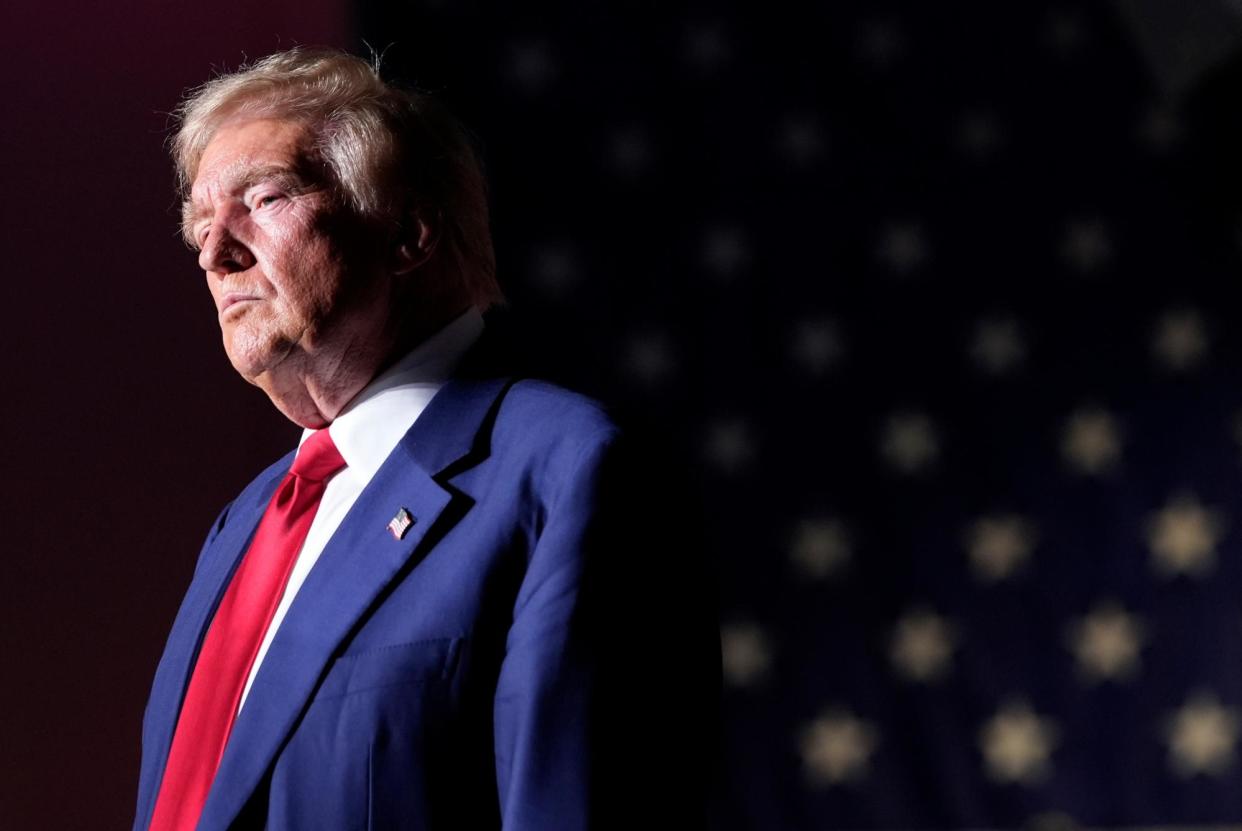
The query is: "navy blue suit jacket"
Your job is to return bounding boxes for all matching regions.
[133,356,717,830]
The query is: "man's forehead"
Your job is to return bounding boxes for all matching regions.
[191,160,302,197]
[191,119,311,193]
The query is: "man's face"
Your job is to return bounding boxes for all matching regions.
[188,117,388,387]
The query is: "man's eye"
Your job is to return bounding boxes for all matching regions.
[256,194,282,208]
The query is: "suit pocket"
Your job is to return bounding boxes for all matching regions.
[313,637,460,701]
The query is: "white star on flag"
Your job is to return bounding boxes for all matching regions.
[703,417,756,474]
[890,608,957,682]
[720,621,772,688]
[970,316,1026,375]
[1147,493,1224,578]
[528,243,579,296]
[876,221,929,274]
[1059,218,1112,273]
[790,318,843,376]
[506,41,556,91]
[965,514,1036,582]
[979,701,1059,785]
[790,517,852,579]
[880,411,939,474]
[1165,692,1240,778]
[622,332,676,386]
[1061,406,1122,475]
[1152,308,1208,371]
[701,226,751,279]
[1066,601,1146,683]
[956,111,1003,159]
[799,708,879,786]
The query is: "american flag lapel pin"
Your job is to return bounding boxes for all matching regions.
[387,507,415,540]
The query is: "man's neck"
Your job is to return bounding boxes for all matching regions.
[255,301,474,429]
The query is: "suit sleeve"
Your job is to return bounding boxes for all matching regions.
[491,429,719,830]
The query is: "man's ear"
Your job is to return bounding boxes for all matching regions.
[390,206,441,275]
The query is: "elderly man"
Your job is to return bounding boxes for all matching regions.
[133,48,714,831]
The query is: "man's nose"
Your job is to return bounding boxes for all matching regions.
[198,219,256,274]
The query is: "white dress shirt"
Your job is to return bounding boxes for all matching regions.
[238,307,485,710]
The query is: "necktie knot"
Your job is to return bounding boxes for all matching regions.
[291,429,347,482]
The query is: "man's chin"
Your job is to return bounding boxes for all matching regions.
[224,335,297,386]
[226,354,274,387]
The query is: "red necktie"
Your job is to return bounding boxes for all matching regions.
[148,429,346,831]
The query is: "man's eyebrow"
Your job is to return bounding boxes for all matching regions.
[181,164,316,245]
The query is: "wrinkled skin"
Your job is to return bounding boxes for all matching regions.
[188,118,404,427]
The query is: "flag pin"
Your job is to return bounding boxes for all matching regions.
[387,508,415,540]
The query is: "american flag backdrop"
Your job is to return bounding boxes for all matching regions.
[363,0,1242,827]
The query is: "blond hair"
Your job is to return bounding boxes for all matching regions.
[173,47,501,308]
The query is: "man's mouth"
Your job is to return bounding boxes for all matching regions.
[221,292,260,313]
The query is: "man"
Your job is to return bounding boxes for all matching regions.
[133,48,715,830]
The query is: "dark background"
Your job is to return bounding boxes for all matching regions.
[9,0,1242,828]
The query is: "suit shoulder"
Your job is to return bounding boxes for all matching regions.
[489,380,620,474]
[497,379,619,443]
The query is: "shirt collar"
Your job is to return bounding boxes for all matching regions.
[299,307,485,484]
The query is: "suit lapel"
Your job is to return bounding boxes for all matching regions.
[197,375,512,830]
[134,456,291,831]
